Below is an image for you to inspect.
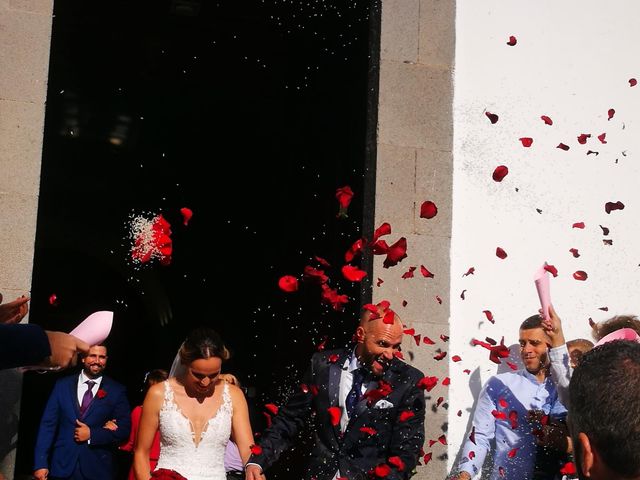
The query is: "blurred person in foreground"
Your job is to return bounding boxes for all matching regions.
[567,339,640,480]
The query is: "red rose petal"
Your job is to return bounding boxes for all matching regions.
[483,310,495,323]
[469,426,476,445]
[417,376,439,392]
[577,133,591,144]
[440,334,449,342]
[560,462,577,475]
[485,111,499,124]
[401,266,416,279]
[442,377,451,385]
[383,310,396,324]
[597,132,607,144]
[376,278,384,286]
[398,410,416,422]
[383,237,408,268]
[600,225,610,235]
[507,447,518,458]
[499,398,508,408]
[438,434,447,445]
[250,444,263,455]
[469,451,475,460]
[328,406,342,426]
[598,306,608,312]
[630,78,638,87]
[435,295,442,304]
[360,426,377,435]
[48,294,58,306]
[423,336,435,345]
[608,108,615,120]
[605,201,625,214]
[342,264,367,282]
[496,247,508,259]
[433,351,447,361]
[336,185,354,218]
[519,137,533,147]
[403,327,415,335]
[499,466,505,477]
[345,238,364,263]
[314,255,331,267]
[460,289,466,300]
[264,403,279,415]
[540,115,553,125]
[569,248,580,258]
[420,265,434,278]
[423,452,432,465]
[420,201,438,219]
[388,456,405,471]
[544,264,558,277]
[506,362,518,370]
[278,275,299,293]
[506,35,517,46]
[374,464,391,478]
[573,271,588,281]
[452,355,461,362]
[557,143,570,151]
[179,207,193,226]
[463,267,475,277]
[492,165,509,182]
[572,222,585,229]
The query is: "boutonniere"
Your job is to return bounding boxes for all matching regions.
[363,379,393,406]
[96,389,107,399]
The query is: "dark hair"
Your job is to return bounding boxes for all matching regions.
[179,327,230,365]
[141,369,169,394]
[568,340,640,477]
[593,315,640,341]
[520,314,543,330]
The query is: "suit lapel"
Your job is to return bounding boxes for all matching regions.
[71,375,81,417]
[327,349,350,441]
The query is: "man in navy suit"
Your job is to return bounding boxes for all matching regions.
[246,304,426,480]
[33,345,131,480]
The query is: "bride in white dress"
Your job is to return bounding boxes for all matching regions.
[134,328,254,480]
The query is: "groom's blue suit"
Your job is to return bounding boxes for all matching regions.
[34,373,131,480]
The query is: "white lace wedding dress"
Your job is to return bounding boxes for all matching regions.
[154,381,232,480]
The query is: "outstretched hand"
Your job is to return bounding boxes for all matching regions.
[0,295,29,324]
[539,305,565,348]
[245,464,265,480]
[43,332,90,369]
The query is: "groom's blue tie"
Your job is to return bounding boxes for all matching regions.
[346,368,367,418]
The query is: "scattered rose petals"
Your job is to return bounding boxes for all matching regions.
[328,354,339,363]
[372,222,392,242]
[48,294,58,306]
[597,133,607,144]
[605,201,625,214]
[376,278,384,287]
[469,426,476,444]
[403,327,415,335]
[320,284,349,311]
[442,377,450,386]
[630,78,638,87]
[278,275,299,293]
[420,265,434,278]
[463,267,475,277]
[179,207,193,226]
[345,238,364,263]
[130,213,173,266]
[401,300,407,307]
[509,411,518,429]
[360,426,377,435]
[435,295,442,304]
[507,448,518,458]
[452,355,461,362]
[423,452,432,465]
[506,362,518,370]
[557,143,570,151]
[603,239,613,245]
[423,336,435,345]
[469,451,475,460]
[383,310,396,325]
[420,201,438,219]
[472,337,510,364]
[328,406,342,426]
[492,410,507,420]
[540,115,553,125]
[342,265,367,282]
[492,165,509,182]
[600,225,610,235]
[569,248,580,258]
[544,264,558,277]
[264,403,279,415]
[460,289,466,300]
[485,112,499,124]
[598,306,608,312]
[314,255,331,267]
[572,222,585,229]
[496,247,507,259]
[577,133,591,144]
[499,398,508,408]
[573,271,588,281]
[608,108,615,120]
[437,434,447,445]
[440,334,449,342]
[303,266,328,285]
[506,35,517,46]
[413,334,421,346]
[519,137,533,147]
[483,310,495,323]
[457,410,462,416]
[586,150,599,156]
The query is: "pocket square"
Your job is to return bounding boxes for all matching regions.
[373,399,394,409]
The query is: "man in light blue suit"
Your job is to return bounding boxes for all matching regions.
[33,345,131,480]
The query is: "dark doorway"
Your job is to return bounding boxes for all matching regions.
[17,1,376,478]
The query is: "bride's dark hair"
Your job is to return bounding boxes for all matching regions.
[179,327,230,365]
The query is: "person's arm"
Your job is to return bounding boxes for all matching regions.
[88,384,131,445]
[134,383,163,480]
[542,305,572,405]
[452,378,499,479]
[229,385,254,465]
[0,323,50,369]
[0,295,29,324]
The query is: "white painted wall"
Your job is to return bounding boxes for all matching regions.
[449,0,640,473]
